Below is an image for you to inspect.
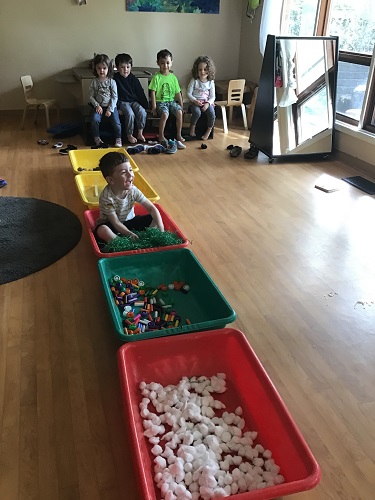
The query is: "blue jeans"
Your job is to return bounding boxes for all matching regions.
[118,101,147,136]
[91,107,122,139]
[190,103,215,128]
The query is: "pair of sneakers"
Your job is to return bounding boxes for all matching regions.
[162,139,186,154]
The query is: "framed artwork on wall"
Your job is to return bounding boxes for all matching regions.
[126,1,220,14]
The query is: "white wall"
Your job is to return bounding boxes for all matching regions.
[0,0,245,110]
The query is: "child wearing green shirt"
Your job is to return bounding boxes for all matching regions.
[149,49,185,144]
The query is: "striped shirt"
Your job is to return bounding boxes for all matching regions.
[96,184,146,224]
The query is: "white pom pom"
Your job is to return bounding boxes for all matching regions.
[263,449,272,459]
[275,474,285,484]
[151,444,163,456]
[231,482,239,494]
[149,436,160,445]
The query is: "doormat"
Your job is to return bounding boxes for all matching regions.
[342,176,375,195]
[0,197,82,285]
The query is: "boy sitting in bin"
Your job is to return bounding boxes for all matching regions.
[94,152,164,245]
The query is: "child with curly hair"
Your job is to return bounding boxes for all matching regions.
[187,55,216,141]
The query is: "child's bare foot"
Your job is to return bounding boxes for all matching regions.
[127,135,137,144]
[201,128,212,141]
[176,135,185,142]
[189,126,195,136]
[137,133,146,142]
[158,135,166,144]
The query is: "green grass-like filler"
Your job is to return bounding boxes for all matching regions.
[103,227,184,253]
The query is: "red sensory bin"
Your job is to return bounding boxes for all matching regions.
[84,203,189,258]
[117,328,321,500]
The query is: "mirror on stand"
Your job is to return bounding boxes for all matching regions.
[248,35,339,163]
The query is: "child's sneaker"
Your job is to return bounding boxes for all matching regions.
[165,139,178,154]
[127,144,145,155]
[0,178,7,188]
[176,140,186,150]
[115,138,122,148]
[147,144,166,155]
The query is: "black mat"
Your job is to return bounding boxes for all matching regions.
[0,197,82,285]
[342,176,375,195]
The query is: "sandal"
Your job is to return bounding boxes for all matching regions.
[37,139,49,146]
[229,146,242,158]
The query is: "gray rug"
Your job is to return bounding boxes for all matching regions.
[0,197,82,285]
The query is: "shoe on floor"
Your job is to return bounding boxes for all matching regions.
[59,144,78,155]
[176,140,186,150]
[52,142,63,149]
[91,142,109,149]
[229,146,242,158]
[127,144,145,155]
[147,144,166,154]
[0,178,7,188]
[115,139,122,148]
[165,139,178,154]
[244,146,259,160]
[37,139,49,146]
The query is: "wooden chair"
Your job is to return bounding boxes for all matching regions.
[20,75,60,129]
[215,79,248,133]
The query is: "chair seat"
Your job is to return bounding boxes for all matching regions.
[215,100,228,107]
[26,98,58,106]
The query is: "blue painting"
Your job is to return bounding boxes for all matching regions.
[126,1,220,14]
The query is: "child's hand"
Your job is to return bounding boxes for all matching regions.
[128,232,139,240]
[105,110,111,117]
[201,103,209,111]
[96,105,103,114]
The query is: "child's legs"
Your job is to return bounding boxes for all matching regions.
[201,104,215,140]
[131,102,147,131]
[118,101,135,137]
[109,107,122,139]
[95,223,118,244]
[190,104,202,127]
[169,102,183,141]
[123,214,153,231]
[156,103,169,141]
[91,110,102,139]
[204,104,216,128]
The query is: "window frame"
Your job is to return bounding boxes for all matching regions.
[282,0,375,134]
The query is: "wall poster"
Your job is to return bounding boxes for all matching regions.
[126,1,220,14]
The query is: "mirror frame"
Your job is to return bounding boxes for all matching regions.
[250,35,339,163]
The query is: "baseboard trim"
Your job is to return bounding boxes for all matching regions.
[335,150,375,180]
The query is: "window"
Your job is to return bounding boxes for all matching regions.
[281,0,375,133]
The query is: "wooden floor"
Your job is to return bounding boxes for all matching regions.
[1,112,375,500]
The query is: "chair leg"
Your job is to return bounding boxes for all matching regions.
[44,106,51,129]
[241,104,248,130]
[221,106,228,133]
[34,105,40,125]
[21,106,27,129]
[228,107,234,123]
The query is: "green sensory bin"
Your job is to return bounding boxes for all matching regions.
[97,248,236,342]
